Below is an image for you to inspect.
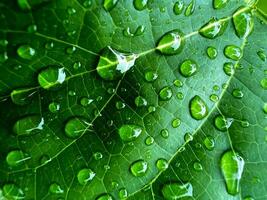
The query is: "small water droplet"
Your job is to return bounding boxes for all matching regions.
[199,18,229,39]
[260,78,267,89]
[184,0,195,16]
[220,150,244,195]
[66,46,76,54]
[77,168,96,185]
[118,124,142,142]
[68,90,76,96]
[80,97,93,107]
[6,150,29,167]
[83,0,92,8]
[133,0,148,11]
[184,132,193,142]
[130,160,148,177]
[135,96,148,107]
[210,94,219,102]
[193,161,203,171]
[180,59,198,77]
[161,129,169,139]
[11,88,36,106]
[38,66,66,90]
[207,46,218,59]
[64,118,90,138]
[232,88,243,99]
[103,0,119,11]
[27,24,37,33]
[148,106,156,113]
[233,7,254,38]
[0,52,8,63]
[189,95,208,120]
[96,194,114,200]
[173,79,183,87]
[93,152,103,160]
[159,87,173,101]
[162,182,193,199]
[13,115,44,136]
[145,71,158,82]
[257,50,266,62]
[213,0,229,9]
[116,101,126,110]
[173,0,184,15]
[118,188,128,199]
[223,62,235,76]
[172,118,181,128]
[157,30,184,55]
[17,45,36,60]
[49,183,64,194]
[67,7,76,15]
[73,61,82,70]
[156,158,168,171]
[224,45,243,61]
[145,136,154,146]
[203,136,215,151]
[176,92,184,100]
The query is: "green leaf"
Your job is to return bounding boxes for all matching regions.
[0,0,266,200]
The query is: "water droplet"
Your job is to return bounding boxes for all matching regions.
[207,46,218,59]
[17,0,31,10]
[64,118,90,138]
[2,183,25,199]
[223,62,235,76]
[232,89,243,98]
[27,24,37,33]
[11,88,36,106]
[135,25,146,36]
[233,7,254,38]
[97,46,138,81]
[103,0,119,11]
[45,42,54,49]
[224,45,243,61]
[38,66,66,90]
[173,79,183,87]
[77,168,96,185]
[213,0,229,9]
[162,182,193,199]
[173,0,184,15]
[6,150,29,167]
[133,0,148,11]
[189,95,208,120]
[148,106,156,113]
[80,97,93,107]
[161,129,169,139]
[118,124,142,142]
[180,59,198,77]
[93,152,103,160]
[135,96,147,107]
[243,197,255,200]
[145,136,154,146]
[73,61,82,70]
[260,78,267,89]
[156,158,168,171]
[193,161,203,171]
[257,50,266,62]
[157,30,184,55]
[83,0,92,8]
[203,136,215,151]
[116,101,126,110]
[118,188,128,199]
[0,39,8,47]
[49,183,64,194]
[39,154,51,164]
[184,132,193,142]
[184,0,195,16]
[96,194,114,200]
[159,87,173,101]
[176,92,184,100]
[210,94,219,102]
[67,7,76,15]
[199,18,229,39]
[172,118,181,128]
[0,52,8,63]
[13,115,44,136]
[213,85,220,91]
[220,150,244,195]
[130,160,148,177]
[145,71,158,82]
[66,46,76,54]
[214,115,233,131]
[241,120,250,128]
[68,90,76,96]
[17,45,36,60]
[263,103,267,114]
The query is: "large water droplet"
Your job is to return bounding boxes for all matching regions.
[173,1,184,15]
[118,188,128,199]
[159,87,173,101]
[6,150,29,167]
[38,66,66,90]
[156,158,169,171]
[130,160,148,177]
[184,0,195,16]
[64,118,90,138]
[161,182,193,199]
[179,59,198,77]
[224,45,243,61]
[213,0,229,9]
[220,150,244,195]
[233,7,254,38]
[13,115,44,136]
[17,45,36,60]
[77,168,96,185]
[49,183,64,194]
[118,124,142,142]
[11,88,36,106]
[2,183,25,199]
[103,0,118,11]
[189,95,208,120]
[133,0,148,11]
[96,47,138,81]
[156,30,184,55]
[199,18,229,39]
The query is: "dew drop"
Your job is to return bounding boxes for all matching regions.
[17,0,31,10]
[45,42,54,49]
[116,101,126,110]
[6,150,29,167]
[207,46,218,59]
[96,46,138,81]
[176,92,184,100]
[232,89,243,99]
[66,46,76,54]
[135,25,146,36]
[133,0,148,11]
[13,115,44,136]
[214,115,233,131]
[2,183,25,199]
[118,188,128,199]
[80,97,93,107]
[161,129,169,139]
[118,124,142,142]
[213,0,229,9]
[233,7,254,38]
[93,152,103,160]
[173,0,184,15]
[83,0,92,8]
[49,183,64,194]
[145,136,154,146]
[130,160,148,177]
[38,66,66,90]
[193,161,203,171]
[17,45,36,60]
[224,45,243,61]
[263,103,267,114]
[161,182,193,199]
[73,61,82,70]
[77,168,96,185]
[11,88,36,106]
[257,50,266,62]
[135,96,148,107]
[180,59,198,77]
[184,132,193,142]
[103,0,119,11]
[203,136,215,151]
[260,78,267,89]
[159,87,173,101]
[199,18,229,39]
[96,194,114,200]
[156,30,184,55]
[173,79,183,87]
[220,150,244,195]
[0,52,8,63]
[172,118,181,128]
[27,24,37,33]
[184,0,195,16]
[156,158,168,171]
[189,95,208,120]
[64,117,90,138]
[223,62,235,76]
[144,71,158,82]
[210,94,219,102]
[148,106,156,113]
